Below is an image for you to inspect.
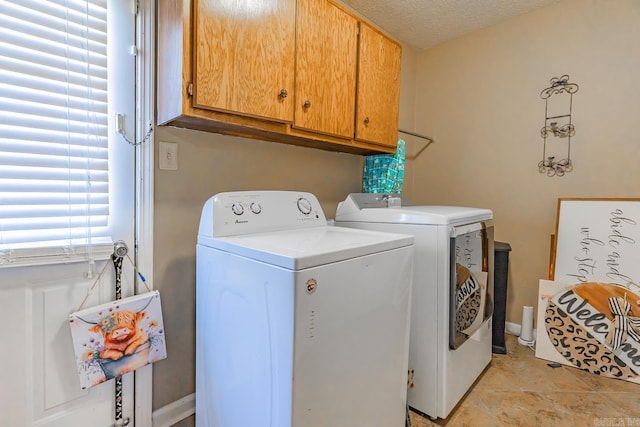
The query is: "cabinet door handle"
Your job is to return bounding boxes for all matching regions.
[303,100,311,109]
[279,89,288,99]
[364,116,370,124]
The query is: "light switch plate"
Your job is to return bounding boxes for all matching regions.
[159,142,178,170]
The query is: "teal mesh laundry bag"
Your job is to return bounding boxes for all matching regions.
[362,139,405,193]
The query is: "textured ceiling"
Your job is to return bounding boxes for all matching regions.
[340,0,560,51]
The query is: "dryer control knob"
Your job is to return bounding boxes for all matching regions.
[231,202,244,215]
[297,197,313,215]
[250,202,262,214]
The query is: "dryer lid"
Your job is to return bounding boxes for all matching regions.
[335,193,492,225]
[198,225,413,270]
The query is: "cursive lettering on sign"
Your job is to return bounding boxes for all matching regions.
[567,257,597,283]
[605,209,637,284]
[456,275,479,307]
[579,227,605,254]
[455,233,479,270]
[608,209,637,248]
[570,228,603,282]
[606,252,634,283]
[553,288,640,368]
[620,342,640,367]
[463,248,477,269]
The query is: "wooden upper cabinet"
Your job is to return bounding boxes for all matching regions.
[355,22,402,148]
[294,0,358,139]
[193,0,296,123]
[157,0,401,155]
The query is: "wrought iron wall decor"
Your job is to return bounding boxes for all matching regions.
[539,75,579,177]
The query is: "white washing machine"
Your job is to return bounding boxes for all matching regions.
[335,193,494,420]
[196,191,414,427]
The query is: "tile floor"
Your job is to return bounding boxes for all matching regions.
[409,334,640,427]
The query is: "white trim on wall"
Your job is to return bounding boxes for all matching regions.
[134,0,155,425]
[152,393,195,427]
[506,321,537,339]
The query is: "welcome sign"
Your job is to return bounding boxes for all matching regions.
[536,280,640,384]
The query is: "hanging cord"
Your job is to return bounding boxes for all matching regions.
[126,252,152,293]
[76,244,152,312]
[77,259,111,311]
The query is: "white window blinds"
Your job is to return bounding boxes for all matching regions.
[0,0,110,255]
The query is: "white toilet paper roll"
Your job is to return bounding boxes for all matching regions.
[518,305,535,345]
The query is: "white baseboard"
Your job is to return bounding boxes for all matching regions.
[506,321,521,336]
[506,321,537,340]
[152,393,195,427]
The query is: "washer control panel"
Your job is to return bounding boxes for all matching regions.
[200,191,328,237]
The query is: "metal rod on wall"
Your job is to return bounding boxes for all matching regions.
[398,128,435,159]
[398,128,434,143]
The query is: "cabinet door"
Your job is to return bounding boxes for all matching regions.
[294,0,358,138]
[355,22,402,148]
[194,0,296,122]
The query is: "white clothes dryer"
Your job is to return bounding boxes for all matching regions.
[196,191,414,427]
[335,193,494,420]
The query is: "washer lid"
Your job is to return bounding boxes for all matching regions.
[198,225,413,270]
[335,193,492,225]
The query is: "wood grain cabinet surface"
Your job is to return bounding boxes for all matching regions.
[193,0,296,123]
[355,22,402,148]
[294,0,358,139]
[157,0,402,155]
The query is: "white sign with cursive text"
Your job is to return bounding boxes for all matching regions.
[553,198,640,287]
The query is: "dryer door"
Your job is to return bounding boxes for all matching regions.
[449,220,494,349]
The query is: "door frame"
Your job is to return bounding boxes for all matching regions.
[133,0,155,425]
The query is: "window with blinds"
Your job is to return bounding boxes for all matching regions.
[0,0,111,260]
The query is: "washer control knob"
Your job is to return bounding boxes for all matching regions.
[297,197,313,215]
[231,202,244,216]
[250,202,262,214]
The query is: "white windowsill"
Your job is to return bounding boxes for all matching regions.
[0,243,115,268]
